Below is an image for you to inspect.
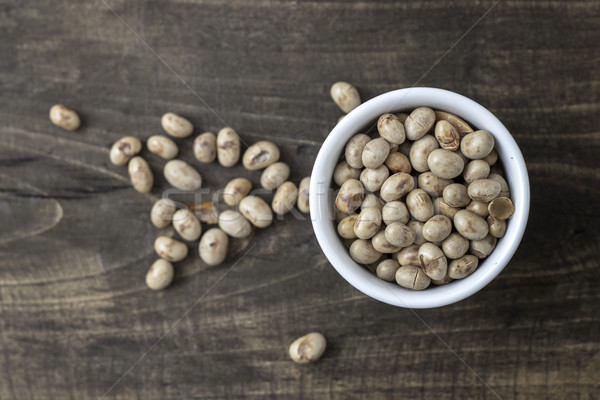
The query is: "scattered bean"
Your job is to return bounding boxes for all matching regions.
[377,113,406,144]
[376,259,401,281]
[410,135,439,172]
[154,236,188,262]
[218,210,253,238]
[427,148,464,179]
[172,208,202,241]
[110,136,142,166]
[488,197,515,220]
[404,107,436,140]
[193,132,217,163]
[261,162,291,190]
[360,165,389,192]
[422,215,452,242]
[217,127,241,167]
[146,259,174,290]
[242,141,280,170]
[147,135,178,160]
[297,177,310,214]
[223,177,252,206]
[289,332,327,363]
[382,201,410,225]
[406,189,434,222]
[467,179,501,202]
[395,265,431,290]
[128,156,153,193]
[434,120,460,151]
[454,210,489,240]
[448,255,479,279]
[380,172,414,202]
[335,179,364,213]
[273,181,298,215]
[49,104,80,131]
[442,232,470,259]
[161,112,193,138]
[239,195,273,228]
[199,228,228,266]
[188,201,219,225]
[163,160,202,190]
[330,82,361,113]
[349,239,382,264]
[460,130,495,159]
[151,198,177,228]
[362,138,390,169]
[385,222,416,247]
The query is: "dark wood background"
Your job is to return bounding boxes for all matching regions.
[0,1,598,399]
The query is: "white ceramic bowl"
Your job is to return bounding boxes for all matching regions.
[309,88,529,308]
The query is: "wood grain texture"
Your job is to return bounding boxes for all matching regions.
[0,0,599,399]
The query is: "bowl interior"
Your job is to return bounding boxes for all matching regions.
[309,88,530,308]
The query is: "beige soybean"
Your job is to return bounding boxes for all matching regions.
[335,207,351,222]
[335,179,364,213]
[372,231,402,253]
[468,179,501,202]
[443,183,470,207]
[382,201,410,225]
[463,160,490,184]
[261,162,290,190]
[223,178,252,206]
[467,200,490,218]
[487,215,507,238]
[193,132,217,163]
[406,189,434,222]
[434,120,460,151]
[146,259,175,290]
[448,255,479,279]
[147,135,178,160]
[151,198,177,228]
[110,136,142,166]
[337,215,358,239]
[431,274,454,286]
[461,130,495,159]
[442,233,470,259]
[172,209,202,241]
[217,127,241,167]
[345,134,371,169]
[395,265,431,290]
[272,181,298,215]
[427,149,465,179]
[362,193,384,211]
[161,112,193,138]
[410,135,439,172]
[199,228,229,266]
[297,177,310,214]
[404,107,436,140]
[239,195,273,228]
[376,259,401,281]
[354,207,382,240]
[49,104,80,131]
[470,234,497,259]
[434,111,473,136]
[408,220,427,245]
[218,210,253,238]
[380,172,414,202]
[433,197,461,220]
[349,239,382,264]
[483,148,498,165]
[128,156,153,193]
[488,173,510,198]
[377,113,406,144]
[362,138,390,169]
[289,332,327,363]
[154,236,188,262]
[333,161,361,187]
[360,165,389,192]
[330,81,361,113]
[417,172,453,197]
[454,210,489,240]
[164,160,202,190]
[385,222,416,248]
[242,141,280,170]
[422,215,452,243]
[385,152,412,174]
[488,197,515,220]
[397,244,420,266]
[418,243,447,280]
[189,201,219,225]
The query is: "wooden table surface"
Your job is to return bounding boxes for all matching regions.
[1,1,598,399]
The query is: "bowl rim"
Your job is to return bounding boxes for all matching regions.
[309,87,530,308]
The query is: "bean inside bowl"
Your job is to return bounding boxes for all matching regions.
[310,88,529,308]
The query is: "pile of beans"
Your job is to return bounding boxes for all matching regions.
[329,83,515,291]
[103,112,310,290]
